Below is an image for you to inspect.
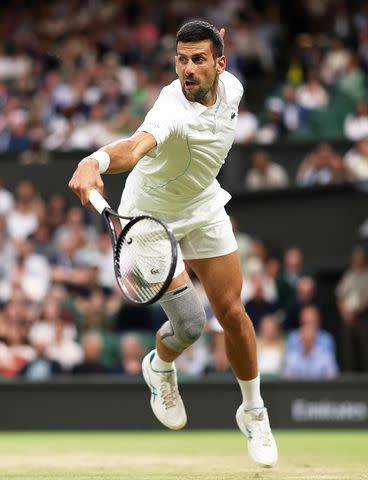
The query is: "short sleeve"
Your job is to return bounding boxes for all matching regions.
[136,86,185,147]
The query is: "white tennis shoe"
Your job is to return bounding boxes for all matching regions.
[236,405,278,467]
[142,350,187,430]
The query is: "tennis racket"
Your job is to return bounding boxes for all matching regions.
[88,189,177,305]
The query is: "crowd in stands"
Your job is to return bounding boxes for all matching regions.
[1,1,368,380]
[2,1,368,154]
[243,139,368,191]
[1,178,367,381]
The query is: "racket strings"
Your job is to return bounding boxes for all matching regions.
[116,217,174,303]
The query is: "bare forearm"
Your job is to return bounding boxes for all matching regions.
[100,131,157,173]
[99,138,140,173]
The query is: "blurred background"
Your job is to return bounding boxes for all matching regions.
[0,0,368,429]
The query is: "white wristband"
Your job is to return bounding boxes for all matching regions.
[78,150,110,174]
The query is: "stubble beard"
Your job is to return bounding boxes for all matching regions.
[182,84,209,103]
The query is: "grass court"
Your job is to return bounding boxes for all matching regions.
[0,430,366,480]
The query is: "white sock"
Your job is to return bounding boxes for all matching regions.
[151,350,174,372]
[237,373,264,411]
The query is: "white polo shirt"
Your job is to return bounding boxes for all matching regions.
[120,70,243,222]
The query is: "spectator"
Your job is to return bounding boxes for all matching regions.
[320,38,351,86]
[277,247,307,309]
[256,97,285,144]
[72,331,110,374]
[205,331,231,375]
[234,103,258,144]
[286,305,335,354]
[336,246,368,371]
[5,181,43,241]
[296,142,347,186]
[244,275,278,333]
[344,138,368,181]
[283,324,339,379]
[297,68,329,110]
[19,324,62,380]
[281,85,309,133]
[284,277,322,332]
[344,100,368,141]
[257,315,285,376]
[244,150,289,190]
[338,54,366,101]
[112,334,145,376]
[10,236,51,303]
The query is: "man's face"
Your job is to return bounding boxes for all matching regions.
[175,40,225,106]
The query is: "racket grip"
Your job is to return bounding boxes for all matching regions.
[89,188,111,214]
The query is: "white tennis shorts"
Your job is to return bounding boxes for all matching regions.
[119,198,238,279]
[162,207,238,278]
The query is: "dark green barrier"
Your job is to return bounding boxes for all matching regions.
[0,376,367,430]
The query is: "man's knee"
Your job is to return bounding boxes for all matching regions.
[218,301,247,334]
[159,281,206,353]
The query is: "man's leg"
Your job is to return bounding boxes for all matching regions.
[188,251,278,467]
[142,270,207,430]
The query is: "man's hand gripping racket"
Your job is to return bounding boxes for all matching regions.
[88,189,177,305]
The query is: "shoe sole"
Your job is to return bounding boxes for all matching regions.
[236,406,277,468]
[142,355,186,431]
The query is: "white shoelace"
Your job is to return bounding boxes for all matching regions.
[160,372,178,409]
[252,412,272,447]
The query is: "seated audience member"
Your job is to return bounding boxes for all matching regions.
[336,246,368,371]
[46,318,83,371]
[72,331,110,374]
[5,181,43,241]
[281,85,309,133]
[338,54,366,100]
[244,275,278,332]
[287,305,335,354]
[112,333,144,376]
[256,97,286,144]
[296,143,348,186]
[0,322,35,378]
[283,324,339,379]
[296,68,329,110]
[320,38,351,86]
[205,330,231,375]
[257,315,285,376]
[344,138,368,181]
[11,236,51,303]
[344,100,368,141]
[244,149,289,190]
[277,247,307,309]
[234,103,258,144]
[284,276,322,331]
[19,325,62,380]
[50,232,98,295]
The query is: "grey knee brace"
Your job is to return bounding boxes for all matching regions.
[159,281,206,353]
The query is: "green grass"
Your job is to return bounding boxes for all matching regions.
[0,431,366,480]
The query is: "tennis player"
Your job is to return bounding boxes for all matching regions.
[69,20,277,467]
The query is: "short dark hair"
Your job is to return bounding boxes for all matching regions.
[176,20,224,58]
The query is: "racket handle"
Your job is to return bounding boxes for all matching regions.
[89,188,111,214]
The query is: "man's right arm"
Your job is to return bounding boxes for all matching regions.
[68,131,157,206]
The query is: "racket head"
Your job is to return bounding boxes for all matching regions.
[114,215,177,305]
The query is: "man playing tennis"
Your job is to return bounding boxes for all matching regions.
[69,20,277,467]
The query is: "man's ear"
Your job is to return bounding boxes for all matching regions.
[216,55,226,74]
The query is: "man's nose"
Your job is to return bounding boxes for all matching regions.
[184,60,195,76]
